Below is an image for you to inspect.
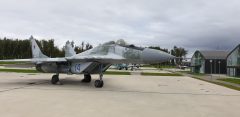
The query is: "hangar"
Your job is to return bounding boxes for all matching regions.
[191,50,228,74]
[226,44,240,77]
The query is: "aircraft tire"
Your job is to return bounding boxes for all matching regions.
[51,75,59,84]
[94,80,104,88]
[82,74,91,83]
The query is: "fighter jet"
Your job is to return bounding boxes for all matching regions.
[0,36,175,88]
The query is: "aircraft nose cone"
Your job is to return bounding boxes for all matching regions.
[142,48,175,64]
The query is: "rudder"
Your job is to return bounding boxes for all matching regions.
[29,36,48,58]
[64,41,76,57]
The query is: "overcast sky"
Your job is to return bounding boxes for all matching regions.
[0,0,239,56]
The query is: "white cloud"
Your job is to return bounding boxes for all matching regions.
[0,0,240,56]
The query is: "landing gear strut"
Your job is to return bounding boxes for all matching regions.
[51,74,59,84]
[95,74,104,88]
[95,64,104,88]
[82,74,91,83]
[51,64,62,85]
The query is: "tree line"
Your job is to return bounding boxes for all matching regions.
[115,39,188,59]
[0,37,93,59]
[149,45,188,65]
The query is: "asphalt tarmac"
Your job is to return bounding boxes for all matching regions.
[0,72,239,117]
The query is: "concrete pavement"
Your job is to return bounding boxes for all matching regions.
[0,72,239,117]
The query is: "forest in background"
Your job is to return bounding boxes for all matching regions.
[0,37,92,59]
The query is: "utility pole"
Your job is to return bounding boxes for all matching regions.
[218,61,221,78]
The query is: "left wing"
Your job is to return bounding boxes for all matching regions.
[0,58,67,63]
[0,36,67,64]
[0,59,32,62]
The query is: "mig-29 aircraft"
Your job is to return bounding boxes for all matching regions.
[0,36,175,88]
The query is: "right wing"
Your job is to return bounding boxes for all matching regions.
[66,53,127,64]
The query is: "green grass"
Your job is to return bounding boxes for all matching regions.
[158,65,176,68]
[191,76,240,91]
[142,64,154,67]
[189,73,206,76]
[177,71,240,91]
[27,74,37,75]
[142,64,175,68]
[218,78,240,85]
[141,72,183,76]
[0,62,25,65]
[178,71,206,76]
[0,68,39,73]
[178,71,190,73]
[104,71,131,75]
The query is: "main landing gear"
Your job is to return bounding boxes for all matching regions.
[50,64,105,88]
[51,64,62,85]
[82,74,91,83]
[51,74,60,84]
[82,72,104,88]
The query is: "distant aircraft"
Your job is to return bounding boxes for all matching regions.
[113,64,129,70]
[113,64,141,70]
[0,36,175,88]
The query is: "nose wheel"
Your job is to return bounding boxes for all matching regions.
[94,80,104,88]
[95,64,104,88]
[51,74,59,84]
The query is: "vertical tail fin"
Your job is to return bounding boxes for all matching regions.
[64,41,76,57]
[30,36,48,58]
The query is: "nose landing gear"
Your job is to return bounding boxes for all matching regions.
[94,74,104,88]
[94,64,104,88]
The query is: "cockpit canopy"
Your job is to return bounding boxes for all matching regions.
[88,42,144,60]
